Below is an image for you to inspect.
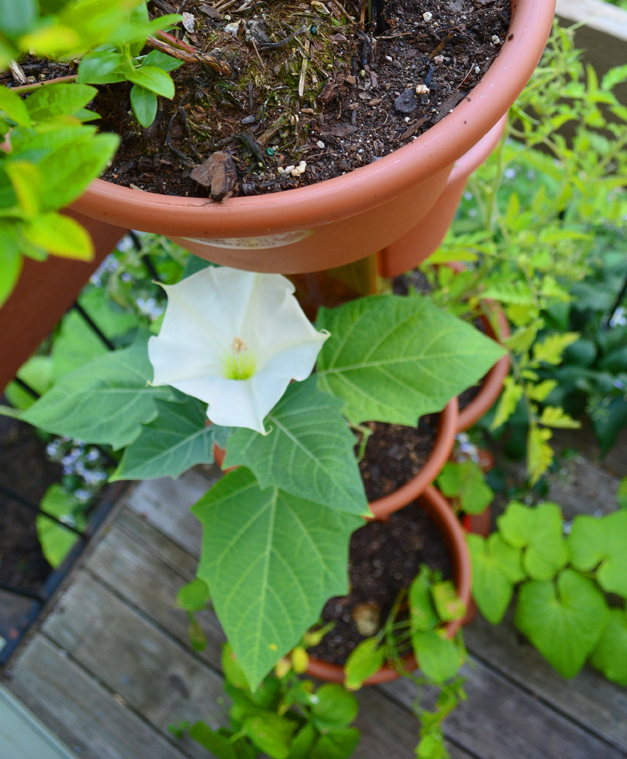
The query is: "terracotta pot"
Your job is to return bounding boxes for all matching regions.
[368,398,459,521]
[212,398,459,514]
[378,115,508,279]
[70,0,555,275]
[457,309,511,432]
[305,484,472,686]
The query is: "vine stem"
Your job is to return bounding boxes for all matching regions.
[10,75,78,93]
[349,422,373,462]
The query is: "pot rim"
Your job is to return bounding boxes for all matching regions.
[367,397,458,520]
[71,0,556,238]
[305,483,472,686]
[456,308,511,432]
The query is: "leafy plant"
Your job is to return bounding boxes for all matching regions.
[468,499,627,683]
[420,23,627,483]
[172,640,360,759]
[344,566,467,759]
[16,264,504,688]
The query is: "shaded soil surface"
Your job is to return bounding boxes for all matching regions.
[392,268,432,296]
[0,416,59,592]
[309,500,451,665]
[358,414,438,502]
[14,0,509,198]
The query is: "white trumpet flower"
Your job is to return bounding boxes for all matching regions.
[148,266,329,434]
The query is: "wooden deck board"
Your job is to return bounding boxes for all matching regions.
[5,466,627,759]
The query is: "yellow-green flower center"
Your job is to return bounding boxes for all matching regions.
[224,337,257,380]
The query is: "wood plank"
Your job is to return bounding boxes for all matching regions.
[552,421,627,479]
[6,635,190,759]
[381,657,627,759]
[86,516,225,672]
[464,609,627,753]
[42,572,227,759]
[126,471,217,557]
[353,687,474,759]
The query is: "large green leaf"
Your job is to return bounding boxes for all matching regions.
[497,502,569,581]
[24,83,97,122]
[467,533,525,624]
[514,569,609,678]
[51,311,108,381]
[315,295,506,425]
[224,378,368,516]
[23,335,177,449]
[112,397,216,480]
[192,467,361,689]
[567,510,627,597]
[590,608,627,686]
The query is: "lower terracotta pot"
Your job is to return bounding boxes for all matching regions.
[457,309,511,432]
[368,398,459,521]
[305,484,472,686]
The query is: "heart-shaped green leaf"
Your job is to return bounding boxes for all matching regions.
[467,532,525,624]
[310,684,359,730]
[112,397,217,481]
[590,608,627,686]
[224,378,367,516]
[315,295,506,425]
[567,511,627,597]
[514,569,609,678]
[412,629,463,683]
[23,334,177,449]
[497,502,569,580]
[192,468,361,689]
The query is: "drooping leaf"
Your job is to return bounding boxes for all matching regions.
[514,569,609,678]
[497,502,568,581]
[22,212,94,260]
[242,712,297,758]
[224,378,368,516]
[130,84,158,128]
[590,608,627,686]
[412,629,463,683]
[315,295,506,426]
[467,533,525,624]
[192,468,362,688]
[112,397,217,481]
[24,83,98,121]
[23,335,178,449]
[344,638,386,691]
[310,684,359,730]
[409,565,439,632]
[37,484,86,568]
[567,511,627,597]
[176,578,211,612]
[311,728,360,759]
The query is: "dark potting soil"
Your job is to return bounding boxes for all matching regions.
[392,268,432,296]
[357,414,437,502]
[11,0,510,199]
[308,499,451,665]
[0,415,60,592]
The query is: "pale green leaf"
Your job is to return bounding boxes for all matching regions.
[23,335,178,449]
[490,376,523,430]
[0,0,36,37]
[25,83,98,121]
[431,581,466,622]
[126,65,175,98]
[23,212,94,260]
[497,502,568,581]
[192,468,362,688]
[112,397,216,481]
[532,333,580,366]
[590,608,627,686]
[539,406,581,429]
[344,638,386,690]
[527,424,554,485]
[0,87,32,126]
[315,295,506,426]
[515,570,609,678]
[567,511,627,597]
[37,484,86,568]
[527,380,558,402]
[224,378,368,516]
[467,533,525,624]
[412,629,463,683]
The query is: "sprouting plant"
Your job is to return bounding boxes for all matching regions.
[344,567,467,759]
[76,3,183,127]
